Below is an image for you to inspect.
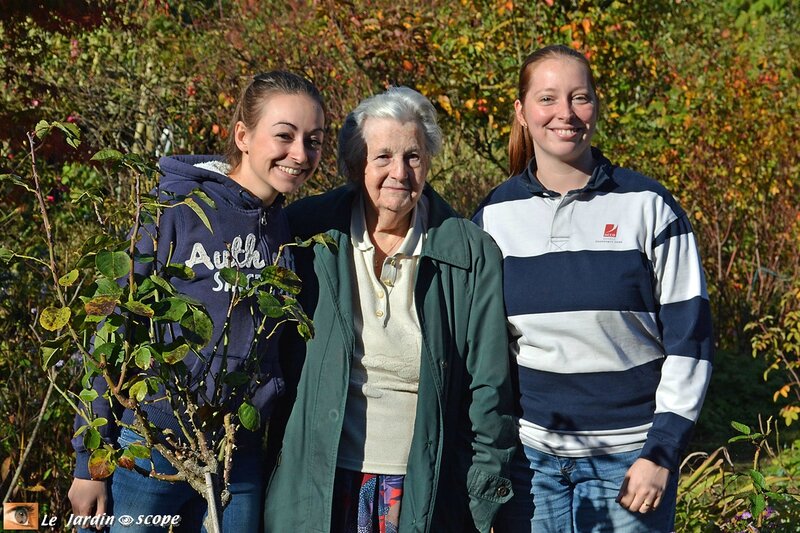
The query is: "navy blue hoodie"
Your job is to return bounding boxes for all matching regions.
[72,155,290,478]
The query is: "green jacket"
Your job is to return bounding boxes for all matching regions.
[263,184,515,532]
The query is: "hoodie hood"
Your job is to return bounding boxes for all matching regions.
[158,154,284,212]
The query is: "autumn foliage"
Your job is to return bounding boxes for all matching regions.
[1,0,799,528]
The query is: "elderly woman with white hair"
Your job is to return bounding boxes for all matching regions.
[263,87,515,532]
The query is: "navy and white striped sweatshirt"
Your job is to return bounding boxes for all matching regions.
[473,149,713,472]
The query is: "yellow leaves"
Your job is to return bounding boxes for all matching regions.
[774,384,790,402]
[437,94,453,116]
[464,98,475,110]
[217,92,235,108]
[581,19,591,35]
[474,41,485,52]
[694,210,704,221]
[780,405,800,426]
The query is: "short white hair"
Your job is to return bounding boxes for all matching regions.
[337,86,442,182]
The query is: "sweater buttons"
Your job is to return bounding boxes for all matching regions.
[496,486,510,497]
[375,310,384,318]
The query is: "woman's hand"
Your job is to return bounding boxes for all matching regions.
[68,478,108,529]
[615,457,670,514]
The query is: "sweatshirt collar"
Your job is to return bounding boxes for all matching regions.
[521,147,613,196]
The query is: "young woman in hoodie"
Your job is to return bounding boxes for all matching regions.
[67,71,325,532]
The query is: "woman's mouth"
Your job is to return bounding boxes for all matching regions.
[277,165,304,176]
[552,128,581,137]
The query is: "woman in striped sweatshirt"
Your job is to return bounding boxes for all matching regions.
[474,44,714,533]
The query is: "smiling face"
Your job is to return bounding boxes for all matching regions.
[515,57,597,169]
[230,92,324,204]
[361,117,429,222]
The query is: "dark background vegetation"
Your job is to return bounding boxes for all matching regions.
[1,1,798,530]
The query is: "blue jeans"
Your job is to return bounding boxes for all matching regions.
[81,427,265,532]
[494,445,677,533]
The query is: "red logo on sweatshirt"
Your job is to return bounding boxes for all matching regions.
[603,224,618,238]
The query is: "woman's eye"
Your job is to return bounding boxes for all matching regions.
[276,133,292,141]
[4,504,35,526]
[307,138,322,149]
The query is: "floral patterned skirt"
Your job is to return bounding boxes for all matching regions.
[331,468,405,533]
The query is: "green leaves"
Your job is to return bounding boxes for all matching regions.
[238,401,260,432]
[257,293,284,318]
[41,336,69,369]
[260,265,302,295]
[35,119,81,148]
[160,340,191,365]
[58,269,79,286]
[152,297,188,322]
[95,250,130,279]
[180,309,213,347]
[133,345,153,370]
[90,148,124,162]
[39,306,71,331]
[183,198,212,233]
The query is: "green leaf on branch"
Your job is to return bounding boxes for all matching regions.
[260,265,302,295]
[94,277,123,297]
[220,267,248,288]
[180,309,213,347]
[165,263,195,280]
[0,175,34,193]
[133,346,152,370]
[34,120,52,140]
[238,401,260,431]
[90,417,108,428]
[127,444,150,459]
[183,198,212,233]
[84,295,119,316]
[122,299,154,318]
[312,233,337,248]
[0,247,16,263]
[52,121,81,148]
[257,292,284,318]
[41,336,68,369]
[83,427,101,451]
[731,421,751,435]
[148,274,177,294]
[58,269,80,286]
[172,293,203,307]
[88,448,115,480]
[129,380,148,402]
[190,188,216,209]
[161,341,191,365]
[749,492,766,519]
[79,389,99,403]
[748,469,768,491]
[283,297,314,340]
[96,250,130,279]
[153,297,188,322]
[40,306,71,331]
[91,148,124,162]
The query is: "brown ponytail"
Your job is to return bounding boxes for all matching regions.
[508,44,597,176]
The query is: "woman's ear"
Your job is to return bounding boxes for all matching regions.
[234,121,249,154]
[514,99,527,129]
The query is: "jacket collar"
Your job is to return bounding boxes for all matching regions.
[307,183,470,270]
[520,147,614,196]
